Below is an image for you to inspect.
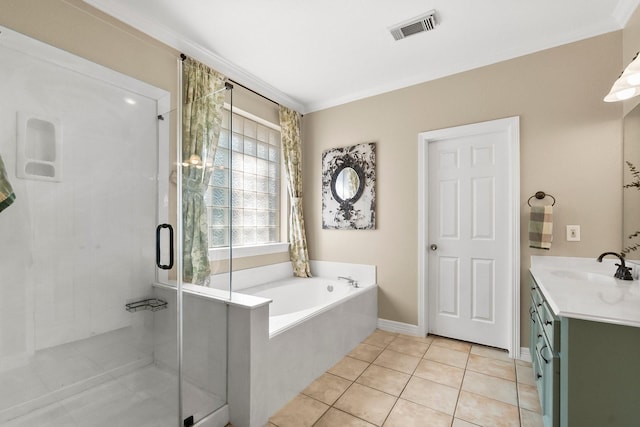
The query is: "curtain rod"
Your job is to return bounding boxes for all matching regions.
[228,79,280,107]
[180,53,296,113]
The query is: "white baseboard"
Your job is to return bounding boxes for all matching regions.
[377,318,422,336]
[378,319,533,363]
[377,319,532,364]
[519,347,532,363]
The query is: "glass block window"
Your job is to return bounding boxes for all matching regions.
[207,109,281,248]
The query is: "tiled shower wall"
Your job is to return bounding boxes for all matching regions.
[0,34,159,368]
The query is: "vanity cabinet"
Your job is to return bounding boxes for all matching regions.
[529,273,640,427]
[529,277,559,427]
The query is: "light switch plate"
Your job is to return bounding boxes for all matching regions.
[567,225,580,241]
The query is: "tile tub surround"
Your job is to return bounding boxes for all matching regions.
[265,281,377,418]
[269,330,542,427]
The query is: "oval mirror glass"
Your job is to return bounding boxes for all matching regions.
[335,167,360,201]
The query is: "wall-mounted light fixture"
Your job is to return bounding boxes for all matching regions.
[604,52,640,102]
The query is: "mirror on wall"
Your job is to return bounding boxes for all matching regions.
[321,142,376,230]
[331,165,364,203]
[334,166,361,201]
[623,103,640,261]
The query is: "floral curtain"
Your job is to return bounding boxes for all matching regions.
[0,154,15,213]
[182,58,226,285]
[279,106,312,277]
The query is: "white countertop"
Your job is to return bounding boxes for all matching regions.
[530,256,640,328]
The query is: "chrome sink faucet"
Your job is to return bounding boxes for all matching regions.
[596,252,634,280]
[338,276,359,288]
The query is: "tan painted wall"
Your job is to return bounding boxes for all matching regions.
[303,33,624,344]
[0,0,179,103]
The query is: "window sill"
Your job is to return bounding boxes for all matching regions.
[209,242,290,260]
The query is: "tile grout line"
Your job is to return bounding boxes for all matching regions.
[370,335,467,424]
[308,332,393,426]
[345,332,396,426]
[457,353,524,426]
[377,340,431,427]
[514,363,523,427]
[362,331,405,426]
[378,396,399,427]
[450,343,471,423]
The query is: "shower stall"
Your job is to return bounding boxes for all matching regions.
[0,26,233,426]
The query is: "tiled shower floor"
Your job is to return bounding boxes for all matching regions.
[268,329,543,427]
[0,327,223,426]
[2,364,223,427]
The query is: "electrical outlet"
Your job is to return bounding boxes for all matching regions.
[566,225,580,241]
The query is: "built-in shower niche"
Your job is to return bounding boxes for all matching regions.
[16,112,62,181]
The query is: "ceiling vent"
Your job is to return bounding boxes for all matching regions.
[389,10,437,41]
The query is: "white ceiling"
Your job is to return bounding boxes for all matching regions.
[85,0,639,113]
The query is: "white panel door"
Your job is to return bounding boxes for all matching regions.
[427,125,512,349]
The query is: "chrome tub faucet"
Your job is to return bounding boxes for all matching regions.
[338,276,359,288]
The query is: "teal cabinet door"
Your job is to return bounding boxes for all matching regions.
[531,272,640,427]
[560,318,640,426]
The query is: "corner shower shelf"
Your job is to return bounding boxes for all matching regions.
[125,298,168,313]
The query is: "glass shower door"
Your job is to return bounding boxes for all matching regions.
[174,62,231,426]
[0,26,179,426]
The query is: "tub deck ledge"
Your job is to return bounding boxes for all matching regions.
[152,281,272,310]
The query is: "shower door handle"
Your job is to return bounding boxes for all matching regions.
[156,223,174,270]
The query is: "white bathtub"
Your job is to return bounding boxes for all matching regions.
[233,263,377,419]
[203,260,378,426]
[240,276,372,337]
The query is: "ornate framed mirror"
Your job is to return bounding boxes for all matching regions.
[322,142,375,229]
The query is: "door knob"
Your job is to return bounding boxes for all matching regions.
[430,244,438,251]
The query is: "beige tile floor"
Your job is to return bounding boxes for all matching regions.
[268,330,543,427]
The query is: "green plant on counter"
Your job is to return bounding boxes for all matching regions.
[623,161,640,255]
[624,161,640,190]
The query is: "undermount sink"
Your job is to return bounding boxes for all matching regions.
[550,270,617,283]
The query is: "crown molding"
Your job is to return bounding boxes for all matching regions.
[304,18,625,113]
[85,0,638,115]
[612,0,640,27]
